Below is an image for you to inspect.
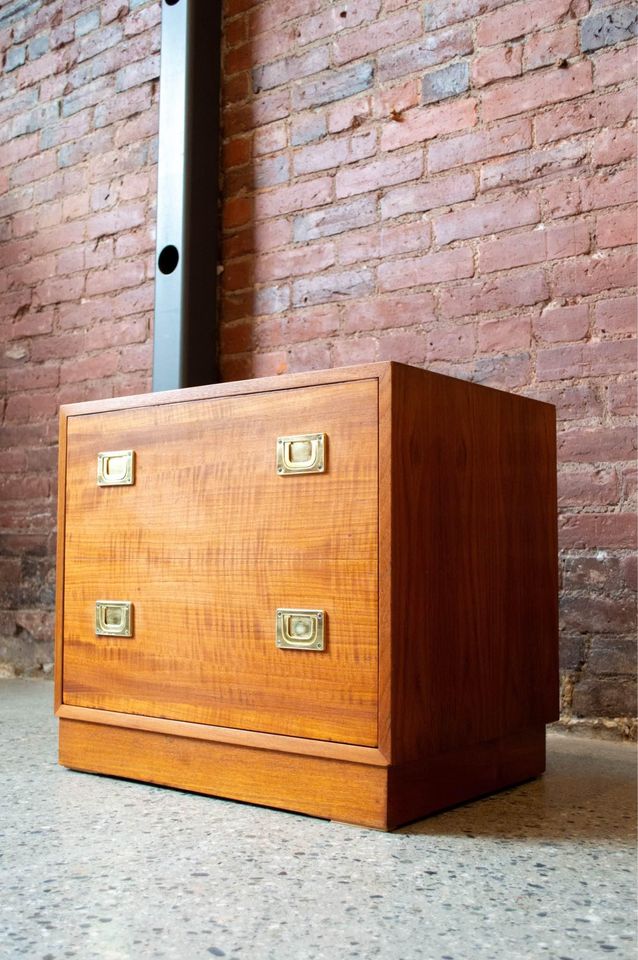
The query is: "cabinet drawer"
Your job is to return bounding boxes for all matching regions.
[62,379,378,746]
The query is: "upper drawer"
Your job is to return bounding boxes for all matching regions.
[61,379,379,747]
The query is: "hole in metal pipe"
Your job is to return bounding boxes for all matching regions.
[158,245,179,275]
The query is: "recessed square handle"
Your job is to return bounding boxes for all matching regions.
[95,601,133,637]
[97,450,135,486]
[276,609,325,650]
[277,434,325,475]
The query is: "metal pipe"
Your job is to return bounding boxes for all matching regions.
[152,0,221,391]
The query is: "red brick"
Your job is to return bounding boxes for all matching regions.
[296,0,381,47]
[223,196,252,230]
[535,87,635,144]
[592,128,636,167]
[222,258,253,293]
[119,342,152,374]
[476,0,573,47]
[529,383,603,421]
[434,193,540,245]
[425,0,511,30]
[252,351,288,378]
[253,177,333,219]
[338,220,432,265]
[482,61,593,121]
[328,95,371,134]
[440,267,549,318]
[60,350,120,383]
[539,178,582,219]
[10,150,57,187]
[115,227,155,260]
[287,340,332,373]
[332,336,379,366]
[252,242,335,283]
[371,80,419,122]
[594,296,637,336]
[380,97,476,152]
[537,340,637,381]
[86,203,145,240]
[335,148,423,199]
[380,171,476,219]
[223,136,251,170]
[343,292,436,332]
[597,208,637,249]
[558,426,636,463]
[0,132,39,169]
[471,351,532,390]
[224,89,290,135]
[426,323,476,362]
[249,0,323,36]
[562,597,636,637]
[606,379,637,417]
[282,304,340,343]
[34,274,85,306]
[252,46,330,93]
[377,24,473,83]
[6,364,59,392]
[558,468,620,508]
[253,122,288,157]
[378,329,432,364]
[480,140,587,192]
[472,45,522,88]
[378,246,474,293]
[224,220,291,259]
[332,9,422,66]
[479,221,590,273]
[581,167,637,213]
[551,249,637,298]
[559,514,636,550]
[478,315,532,353]
[534,304,590,343]
[293,129,376,175]
[522,23,578,72]
[88,317,148,350]
[292,267,374,307]
[221,319,253,355]
[593,43,638,88]
[4,391,59,424]
[428,118,532,173]
[85,260,145,296]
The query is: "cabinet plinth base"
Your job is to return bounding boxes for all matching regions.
[58,718,546,830]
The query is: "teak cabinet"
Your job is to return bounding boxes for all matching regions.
[55,362,558,829]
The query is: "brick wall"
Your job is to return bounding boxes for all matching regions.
[1,0,636,734]
[0,0,158,672]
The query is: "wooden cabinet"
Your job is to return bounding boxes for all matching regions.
[56,362,558,829]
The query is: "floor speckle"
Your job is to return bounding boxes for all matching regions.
[0,679,635,960]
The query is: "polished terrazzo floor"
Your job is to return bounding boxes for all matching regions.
[0,679,635,960]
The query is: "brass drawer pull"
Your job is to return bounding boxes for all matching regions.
[276,609,325,650]
[277,434,325,475]
[95,601,133,637]
[97,450,135,486]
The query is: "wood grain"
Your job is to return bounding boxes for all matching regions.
[59,718,389,829]
[387,364,558,764]
[57,703,389,766]
[386,725,546,829]
[57,361,559,827]
[54,408,68,712]
[62,379,378,746]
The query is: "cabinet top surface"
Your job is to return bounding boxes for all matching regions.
[59,360,555,419]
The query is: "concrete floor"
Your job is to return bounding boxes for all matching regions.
[0,680,635,960]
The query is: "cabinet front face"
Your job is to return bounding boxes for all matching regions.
[61,380,378,746]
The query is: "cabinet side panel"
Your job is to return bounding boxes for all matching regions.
[391,366,559,762]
